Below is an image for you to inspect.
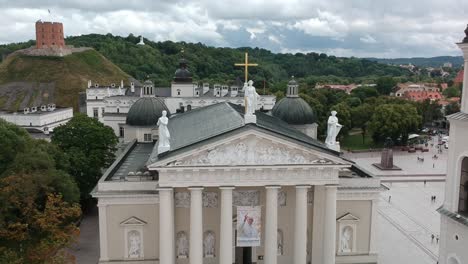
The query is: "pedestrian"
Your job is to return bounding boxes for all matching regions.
[434,196,437,202]
[388,195,391,203]
[436,235,439,244]
[424,180,427,186]
[433,163,435,168]
[431,234,435,243]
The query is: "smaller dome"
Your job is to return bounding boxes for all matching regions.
[126,97,170,126]
[288,76,298,86]
[271,97,315,125]
[174,58,192,82]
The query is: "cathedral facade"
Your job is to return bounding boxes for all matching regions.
[92,77,383,264]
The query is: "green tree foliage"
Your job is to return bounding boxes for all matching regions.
[350,86,379,101]
[376,76,397,95]
[442,86,461,98]
[368,104,422,143]
[445,101,461,115]
[0,119,80,263]
[351,104,374,143]
[51,114,118,201]
[0,33,408,87]
[416,99,443,125]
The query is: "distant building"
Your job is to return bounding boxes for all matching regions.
[35,20,65,49]
[443,62,453,68]
[0,104,73,135]
[315,84,357,94]
[394,83,443,102]
[85,56,276,138]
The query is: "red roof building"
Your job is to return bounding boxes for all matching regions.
[403,90,442,102]
[454,69,464,85]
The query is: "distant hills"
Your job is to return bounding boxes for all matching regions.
[0,49,130,111]
[365,56,464,68]
[1,34,411,90]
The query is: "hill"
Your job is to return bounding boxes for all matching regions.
[2,34,410,91]
[365,56,464,68]
[0,49,130,111]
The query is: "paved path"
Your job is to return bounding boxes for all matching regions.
[378,182,444,264]
[69,206,100,264]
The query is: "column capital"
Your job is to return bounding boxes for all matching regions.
[324,184,338,189]
[295,185,311,189]
[157,187,174,192]
[265,185,281,189]
[188,186,204,191]
[219,186,236,190]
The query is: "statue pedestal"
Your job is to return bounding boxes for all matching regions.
[372,148,401,170]
[244,114,257,124]
[158,145,170,154]
[326,142,340,152]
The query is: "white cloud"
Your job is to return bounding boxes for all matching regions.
[268,35,281,44]
[0,1,467,57]
[360,34,377,44]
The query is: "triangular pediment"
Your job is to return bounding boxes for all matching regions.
[337,213,360,222]
[149,130,349,168]
[120,216,147,226]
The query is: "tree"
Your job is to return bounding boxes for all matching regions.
[51,114,118,201]
[0,119,81,263]
[442,86,461,98]
[445,101,461,115]
[368,104,421,144]
[350,86,379,101]
[376,76,397,95]
[351,104,374,143]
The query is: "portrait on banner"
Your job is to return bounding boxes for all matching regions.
[236,206,261,247]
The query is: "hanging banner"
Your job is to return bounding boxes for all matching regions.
[236,206,261,247]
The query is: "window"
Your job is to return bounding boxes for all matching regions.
[117,108,120,113]
[177,89,181,96]
[93,108,99,118]
[459,157,468,217]
[144,133,152,142]
[102,108,105,114]
[187,105,192,111]
[119,127,125,138]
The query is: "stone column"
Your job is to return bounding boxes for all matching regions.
[97,203,109,262]
[323,185,337,264]
[265,186,280,264]
[369,199,379,254]
[220,187,235,264]
[294,186,310,264]
[189,187,204,264]
[159,188,175,264]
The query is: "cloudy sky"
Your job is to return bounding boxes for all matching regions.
[0,0,467,58]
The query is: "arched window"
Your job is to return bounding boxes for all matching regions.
[187,105,192,111]
[459,157,468,216]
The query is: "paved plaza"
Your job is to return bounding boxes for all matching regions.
[346,137,448,181]
[378,181,444,264]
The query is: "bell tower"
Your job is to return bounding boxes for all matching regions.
[438,24,468,264]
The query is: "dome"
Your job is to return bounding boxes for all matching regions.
[174,58,192,82]
[126,97,170,126]
[271,97,315,125]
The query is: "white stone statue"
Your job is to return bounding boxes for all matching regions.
[176,231,189,258]
[128,230,141,258]
[244,80,259,116]
[157,110,170,154]
[340,227,352,253]
[203,231,215,257]
[277,229,284,256]
[325,110,342,151]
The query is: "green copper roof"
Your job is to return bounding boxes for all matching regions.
[271,97,316,125]
[126,97,170,126]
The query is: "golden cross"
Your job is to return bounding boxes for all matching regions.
[235,52,258,83]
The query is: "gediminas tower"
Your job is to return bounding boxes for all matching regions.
[35,20,65,49]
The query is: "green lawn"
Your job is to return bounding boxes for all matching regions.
[340,132,383,151]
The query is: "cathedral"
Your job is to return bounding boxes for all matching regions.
[437,25,468,264]
[92,59,384,264]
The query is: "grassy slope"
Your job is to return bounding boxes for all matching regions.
[0,49,130,110]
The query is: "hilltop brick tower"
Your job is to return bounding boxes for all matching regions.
[35,21,65,49]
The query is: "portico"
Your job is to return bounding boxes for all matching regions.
[92,101,382,264]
